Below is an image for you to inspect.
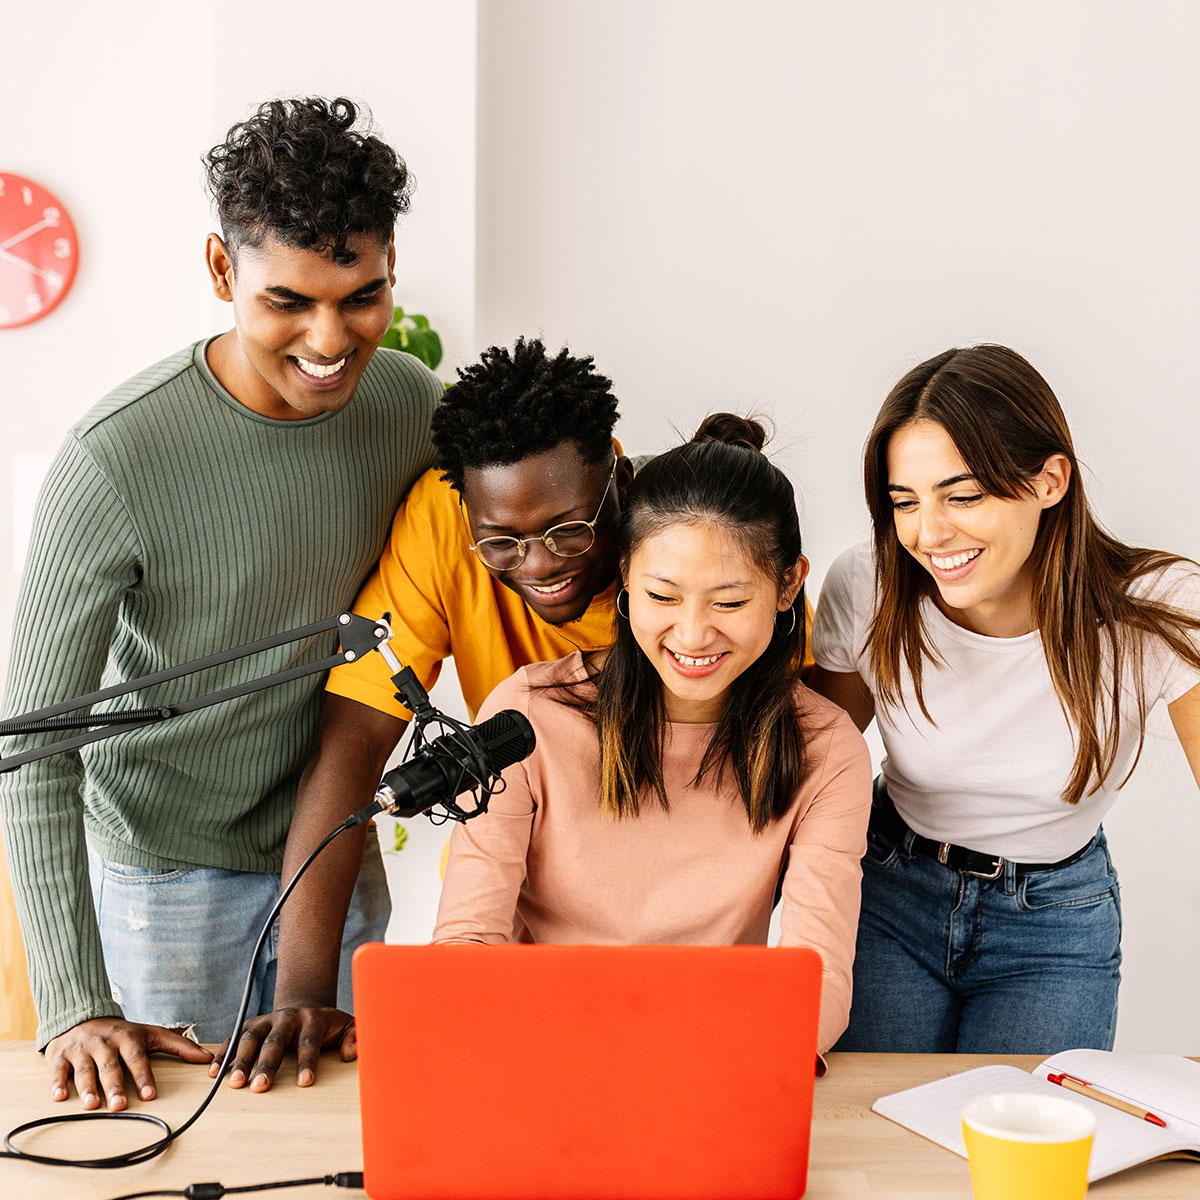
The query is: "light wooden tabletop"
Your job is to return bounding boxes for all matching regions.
[0,1043,1194,1198]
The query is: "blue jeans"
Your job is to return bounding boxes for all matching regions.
[835,789,1122,1053]
[86,826,389,1044]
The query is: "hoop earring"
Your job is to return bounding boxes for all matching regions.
[616,587,630,620]
[774,606,797,637]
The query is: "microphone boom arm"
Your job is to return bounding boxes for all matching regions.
[0,612,392,773]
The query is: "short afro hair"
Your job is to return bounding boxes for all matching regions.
[203,96,411,266]
[433,338,620,494]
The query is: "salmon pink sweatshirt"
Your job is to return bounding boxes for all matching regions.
[433,653,872,1053]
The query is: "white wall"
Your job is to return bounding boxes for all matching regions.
[475,1,1200,1051]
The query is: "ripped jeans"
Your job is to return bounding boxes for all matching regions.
[86,825,389,1044]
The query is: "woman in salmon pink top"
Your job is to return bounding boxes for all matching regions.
[433,414,872,1055]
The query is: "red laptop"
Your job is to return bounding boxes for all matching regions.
[353,943,822,1200]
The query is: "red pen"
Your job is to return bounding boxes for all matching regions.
[1047,1071,1167,1127]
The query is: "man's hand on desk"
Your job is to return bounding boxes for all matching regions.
[210,1004,356,1091]
[45,1017,214,1111]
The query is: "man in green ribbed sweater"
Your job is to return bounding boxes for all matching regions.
[0,98,441,1113]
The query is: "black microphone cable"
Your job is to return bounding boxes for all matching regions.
[1,812,360,1171]
[105,1169,365,1198]
[1,703,517,1187]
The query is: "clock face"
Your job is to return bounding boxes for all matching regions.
[0,174,79,329]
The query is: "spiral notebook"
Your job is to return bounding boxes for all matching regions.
[353,943,823,1200]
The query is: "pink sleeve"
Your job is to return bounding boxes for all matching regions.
[778,705,872,1053]
[431,673,537,944]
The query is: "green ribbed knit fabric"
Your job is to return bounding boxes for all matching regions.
[0,339,439,1046]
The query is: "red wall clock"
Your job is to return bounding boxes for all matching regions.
[0,173,79,329]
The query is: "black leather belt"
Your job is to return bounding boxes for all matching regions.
[871,789,1096,881]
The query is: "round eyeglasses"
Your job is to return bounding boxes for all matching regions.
[460,457,617,572]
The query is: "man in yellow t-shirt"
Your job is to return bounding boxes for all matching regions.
[218,337,814,1093]
[329,335,633,729]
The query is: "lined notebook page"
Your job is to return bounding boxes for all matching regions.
[872,1065,1023,1157]
[872,1063,1197,1182]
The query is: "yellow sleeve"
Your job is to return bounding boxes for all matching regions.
[325,469,458,720]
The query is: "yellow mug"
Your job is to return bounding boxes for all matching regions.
[961,1092,1095,1200]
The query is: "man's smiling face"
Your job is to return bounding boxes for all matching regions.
[460,442,630,625]
[207,230,395,420]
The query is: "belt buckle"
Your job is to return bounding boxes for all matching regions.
[966,856,1004,881]
[937,841,1004,880]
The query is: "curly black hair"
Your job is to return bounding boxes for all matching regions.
[203,96,411,266]
[433,338,620,494]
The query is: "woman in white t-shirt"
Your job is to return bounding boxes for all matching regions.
[810,344,1200,1053]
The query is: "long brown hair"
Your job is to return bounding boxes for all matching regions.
[864,345,1200,804]
[562,414,811,833]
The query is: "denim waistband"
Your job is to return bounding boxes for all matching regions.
[870,780,1098,880]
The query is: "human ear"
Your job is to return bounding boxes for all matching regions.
[779,555,810,610]
[386,232,396,287]
[1038,454,1072,509]
[613,456,634,506]
[206,234,234,302]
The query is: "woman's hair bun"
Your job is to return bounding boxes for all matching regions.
[690,412,767,453]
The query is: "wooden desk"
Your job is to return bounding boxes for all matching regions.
[0,1044,1194,1197]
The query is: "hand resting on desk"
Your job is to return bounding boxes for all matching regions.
[45,1016,214,1110]
[210,1004,356,1091]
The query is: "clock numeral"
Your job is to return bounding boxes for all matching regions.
[0,305,9,324]
[54,237,71,258]
[47,270,63,290]
[43,206,60,227]
[25,292,43,315]
[22,186,33,206]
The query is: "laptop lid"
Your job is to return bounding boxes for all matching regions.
[354,943,821,1200]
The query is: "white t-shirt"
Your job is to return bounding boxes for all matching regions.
[811,541,1200,861]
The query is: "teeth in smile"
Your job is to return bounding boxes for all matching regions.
[295,355,346,378]
[530,579,571,596]
[670,651,722,666]
[931,549,982,570]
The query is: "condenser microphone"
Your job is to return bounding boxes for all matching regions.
[365,709,536,820]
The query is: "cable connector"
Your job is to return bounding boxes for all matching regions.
[332,1173,365,1189]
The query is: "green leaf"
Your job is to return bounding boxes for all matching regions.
[382,306,443,370]
[404,328,443,370]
